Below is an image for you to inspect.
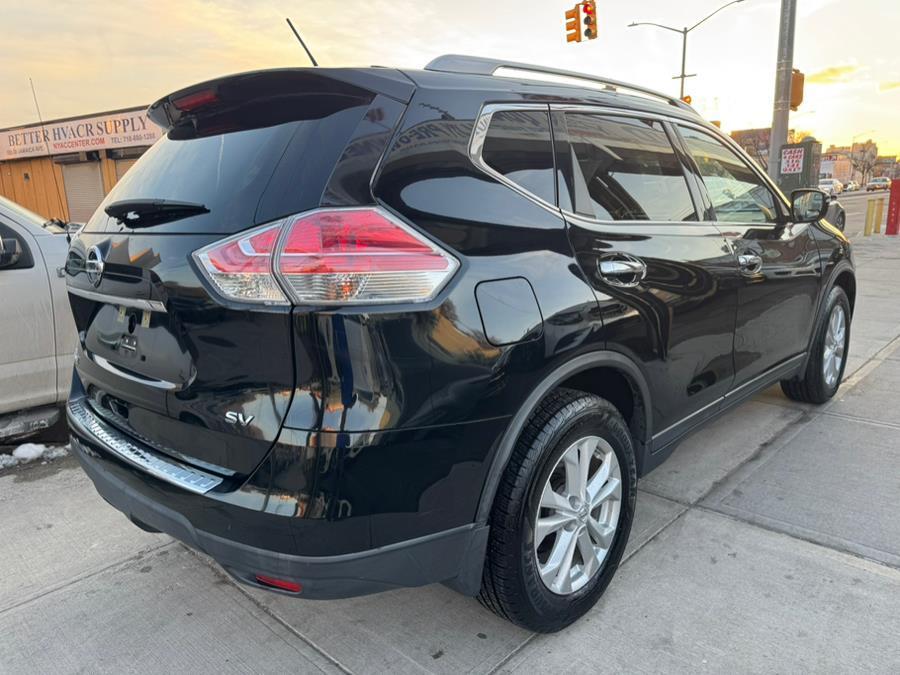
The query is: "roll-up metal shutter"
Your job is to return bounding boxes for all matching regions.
[114,158,138,182]
[62,162,104,223]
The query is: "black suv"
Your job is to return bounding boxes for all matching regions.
[66,55,855,632]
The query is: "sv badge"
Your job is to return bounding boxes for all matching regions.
[225,411,254,427]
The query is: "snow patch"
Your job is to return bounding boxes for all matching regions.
[0,443,69,470]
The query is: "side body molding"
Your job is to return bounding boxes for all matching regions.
[474,351,652,524]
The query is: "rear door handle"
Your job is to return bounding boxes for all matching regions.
[737,254,763,274]
[598,256,647,288]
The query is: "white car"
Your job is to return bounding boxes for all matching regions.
[867,177,892,192]
[818,179,843,197]
[0,196,77,441]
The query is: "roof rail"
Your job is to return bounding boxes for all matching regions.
[424,54,693,112]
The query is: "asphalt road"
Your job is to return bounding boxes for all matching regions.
[837,190,891,238]
[2,237,900,673]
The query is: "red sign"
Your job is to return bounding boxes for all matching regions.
[887,180,900,236]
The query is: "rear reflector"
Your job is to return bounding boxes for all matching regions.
[254,574,302,593]
[194,208,458,306]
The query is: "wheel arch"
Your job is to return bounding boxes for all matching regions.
[833,267,856,315]
[474,351,652,524]
[799,260,856,373]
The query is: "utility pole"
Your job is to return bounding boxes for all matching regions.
[677,28,690,100]
[767,0,797,179]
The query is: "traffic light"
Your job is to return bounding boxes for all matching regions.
[565,4,582,43]
[582,1,598,40]
[790,69,805,111]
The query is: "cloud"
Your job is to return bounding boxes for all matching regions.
[880,81,900,92]
[807,65,861,84]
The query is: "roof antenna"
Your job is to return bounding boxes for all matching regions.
[286,18,318,66]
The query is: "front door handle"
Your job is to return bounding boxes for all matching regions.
[598,255,647,288]
[737,254,763,274]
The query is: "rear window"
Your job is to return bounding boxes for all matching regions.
[87,105,369,234]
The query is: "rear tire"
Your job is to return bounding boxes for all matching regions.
[478,388,637,633]
[781,286,851,404]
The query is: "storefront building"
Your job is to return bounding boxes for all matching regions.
[0,107,163,223]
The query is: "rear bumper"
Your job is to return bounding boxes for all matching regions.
[68,403,490,599]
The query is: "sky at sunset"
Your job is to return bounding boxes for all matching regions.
[2,0,899,154]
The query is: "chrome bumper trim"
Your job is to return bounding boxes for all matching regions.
[92,354,179,391]
[67,286,167,313]
[68,399,222,494]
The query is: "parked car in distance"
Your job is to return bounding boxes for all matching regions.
[0,196,77,442]
[867,177,892,191]
[65,55,856,633]
[824,194,847,231]
[818,178,843,196]
[844,180,860,192]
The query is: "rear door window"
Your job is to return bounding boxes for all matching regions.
[481,109,556,206]
[563,114,697,222]
[678,125,780,224]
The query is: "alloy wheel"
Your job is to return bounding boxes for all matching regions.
[823,304,847,388]
[534,436,622,595]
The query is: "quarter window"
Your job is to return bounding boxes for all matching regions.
[563,114,697,222]
[678,126,780,224]
[481,110,556,205]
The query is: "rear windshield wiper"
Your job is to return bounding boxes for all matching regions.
[105,199,209,227]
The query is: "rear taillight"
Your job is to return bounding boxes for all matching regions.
[277,208,459,304]
[193,207,459,306]
[195,223,289,305]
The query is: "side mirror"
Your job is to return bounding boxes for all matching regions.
[0,237,21,269]
[791,189,828,223]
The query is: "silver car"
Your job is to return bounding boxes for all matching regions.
[0,196,77,441]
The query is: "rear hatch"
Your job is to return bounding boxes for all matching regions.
[66,68,412,477]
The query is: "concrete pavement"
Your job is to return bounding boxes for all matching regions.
[2,234,899,674]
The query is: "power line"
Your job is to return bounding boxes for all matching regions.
[28,77,65,220]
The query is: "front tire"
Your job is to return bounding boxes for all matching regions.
[781,286,851,404]
[478,389,637,633]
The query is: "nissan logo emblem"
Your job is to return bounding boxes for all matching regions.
[86,246,105,287]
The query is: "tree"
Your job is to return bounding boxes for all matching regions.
[850,141,878,184]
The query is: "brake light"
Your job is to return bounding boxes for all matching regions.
[171,89,219,111]
[193,208,459,306]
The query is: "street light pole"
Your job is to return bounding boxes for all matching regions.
[679,28,688,99]
[629,0,745,101]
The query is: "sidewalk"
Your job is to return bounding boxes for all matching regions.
[2,236,899,674]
